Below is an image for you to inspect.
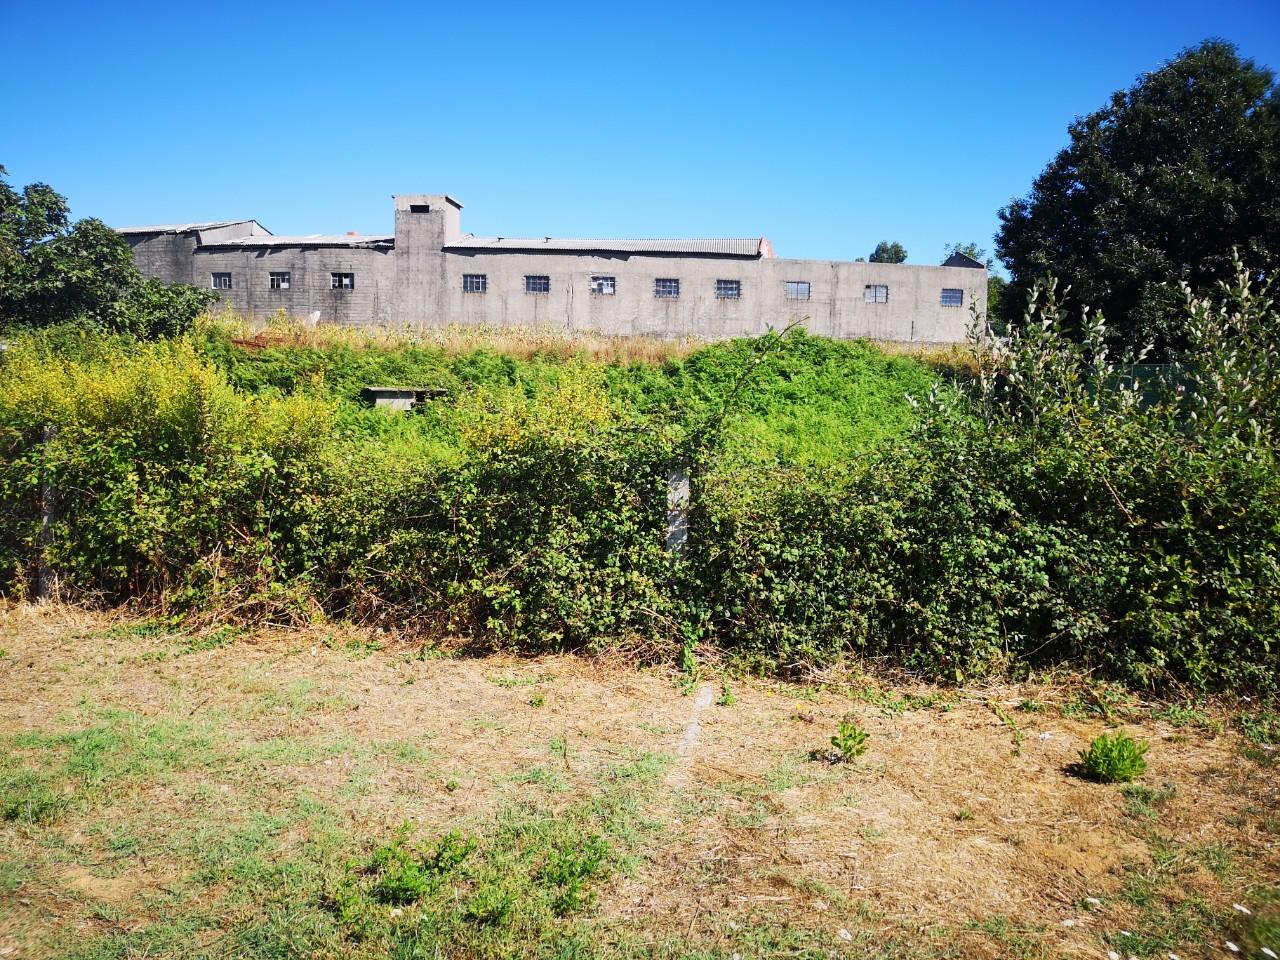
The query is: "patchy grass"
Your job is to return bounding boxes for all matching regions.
[1,604,1277,959]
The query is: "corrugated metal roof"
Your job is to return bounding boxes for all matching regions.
[443,236,766,257]
[200,234,395,249]
[115,220,257,235]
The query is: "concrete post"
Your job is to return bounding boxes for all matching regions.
[35,425,58,601]
[665,465,690,556]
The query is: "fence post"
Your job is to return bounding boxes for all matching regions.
[665,463,690,556]
[35,424,57,601]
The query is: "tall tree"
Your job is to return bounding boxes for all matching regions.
[0,165,214,337]
[869,241,907,264]
[995,40,1280,353]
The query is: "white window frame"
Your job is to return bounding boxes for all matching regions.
[211,272,232,290]
[463,273,487,293]
[864,284,889,304]
[654,278,680,299]
[524,275,551,294]
[940,287,964,307]
[269,271,291,290]
[785,280,810,301]
[330,272,355,290]
[590,275,616,296]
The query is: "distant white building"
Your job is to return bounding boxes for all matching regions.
[117,194,986,342]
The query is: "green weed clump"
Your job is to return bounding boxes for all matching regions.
[830,718,870,761]
[0,772,67,823]
[1080,732,1149,783]
[363,829,474,905]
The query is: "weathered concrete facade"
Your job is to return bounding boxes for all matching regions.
[117,194,985,342]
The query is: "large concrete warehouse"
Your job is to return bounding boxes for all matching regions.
[116,194,986,342]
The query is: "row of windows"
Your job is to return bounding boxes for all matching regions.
[211,270,965,307]
[210,271,355,291]
[466,275,964,305]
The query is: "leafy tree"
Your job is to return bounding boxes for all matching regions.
[995,40,1280,353]
[0,164,214,338]
[869,241,907,264]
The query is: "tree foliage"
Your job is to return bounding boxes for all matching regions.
[0,165,215,338]
[869,241,907,264]
[995,40,1280,353]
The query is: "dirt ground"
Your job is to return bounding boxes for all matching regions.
[0,604,1276,959]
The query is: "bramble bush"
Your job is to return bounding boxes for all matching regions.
[695,261,1280,690]
[0,261,1276,693]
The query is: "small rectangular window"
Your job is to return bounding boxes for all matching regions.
[784,280,810,301]
[211,272,232,290]
[590,275,616,296]
[715,279,741,300]
[269,271,291,290]
[940,287,964,307]
[864,284,889,304]
[408,203,431,213]
[463,273,487,293]
[655,278,680,299]
[331,272,355,290]
[524,275,551,294]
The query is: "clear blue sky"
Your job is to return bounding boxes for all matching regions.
[3,0,1278,267]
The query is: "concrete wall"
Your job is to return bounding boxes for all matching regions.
[191,246,396,325]
[407,250,983,342]
[121,197,986,342]
[126,233,201,285]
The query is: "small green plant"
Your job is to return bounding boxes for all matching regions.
[1079,732,1149,783]
[363,828,474,905]
[677,639,701,694]
[954,808,975,822]
[716,680,736,707]
[830,718,869,762]
[0,773,67,824]
[988,701,1024,755]
[1122,781,1176,819]
[1153,702,1222,732]
[528,693,545,708]
[538,834,611,915]
[1239,711,1280,747]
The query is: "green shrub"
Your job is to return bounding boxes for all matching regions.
[830,718,870,762]
[1079,732,1149,783]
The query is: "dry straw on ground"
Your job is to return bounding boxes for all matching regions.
[1,605,1275,958]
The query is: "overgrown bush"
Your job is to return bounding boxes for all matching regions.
[698,263,1280,691]
[0,263,1277,693]
[1079,732,1149,783]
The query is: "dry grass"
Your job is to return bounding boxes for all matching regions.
[0,605,1276,959]
[205,308,705,365]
